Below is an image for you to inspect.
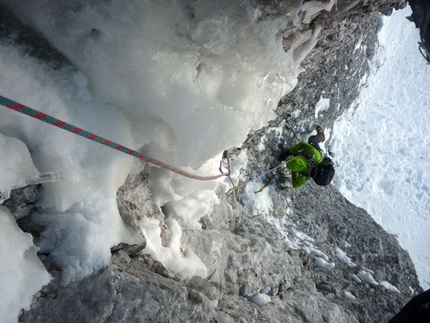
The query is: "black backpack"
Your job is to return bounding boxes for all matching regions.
[312,157,335,186]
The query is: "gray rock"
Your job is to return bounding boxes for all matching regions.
[20,249,215,323]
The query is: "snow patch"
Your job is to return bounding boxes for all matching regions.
[286,225,315,242]
[343,291,356,300]
[140,217,207,280]
[314,96,330,119]
[213,311,236,323]
[306,244,330,261]
[315,257,335,271]
[335,246,356,267]
[357,270,379,285]
[242,181,274,217]
[380,281,401,294]
[248,293,271,306]
[350,273,362,284]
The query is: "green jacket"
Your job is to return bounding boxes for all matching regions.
[286,142,323,188]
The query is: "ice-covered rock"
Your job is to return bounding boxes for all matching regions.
[1,1,422,323]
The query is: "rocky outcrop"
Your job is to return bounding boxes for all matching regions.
[3,0,425,322]
[19,167,422,322]
[407,0,430,62]
[20,247,215,323]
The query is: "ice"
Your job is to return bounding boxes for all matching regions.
[286,225,315,242]
[0,206,51,323]
[1,0,321,301]
[0,134,40,203]
[261,286,272,295]
[0,39,137,285]
[308,245,330,261]
[3,0,306,169]
[3,0,321,236]
[302,0,335,24]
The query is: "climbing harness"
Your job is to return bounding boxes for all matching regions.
[0,95,235,184]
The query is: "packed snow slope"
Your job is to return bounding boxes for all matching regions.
[333,7,430,290]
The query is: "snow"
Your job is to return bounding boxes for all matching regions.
[140,217,207,280]
[286,225,315,242]
[315,257,336,271]
[342,291,356,300]
[380,281,401,294]
[357,270,379,286]
[315,96,330,119]
[0,206,51,323]
[248,293,272,306]
[335,246,356,267]
[333,6,430,290]
[242,180,274,216]
[350,273,362,284]
[213,311,237,323]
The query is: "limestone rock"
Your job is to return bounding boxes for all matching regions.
[20,249,215,323]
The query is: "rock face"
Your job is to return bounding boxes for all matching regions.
[3,0,425,322]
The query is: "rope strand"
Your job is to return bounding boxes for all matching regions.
[0,95,227,181]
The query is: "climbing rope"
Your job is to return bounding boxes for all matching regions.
[285,119,301,144]
[0,95,233,182]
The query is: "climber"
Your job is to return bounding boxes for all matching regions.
[278,126,335,189]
